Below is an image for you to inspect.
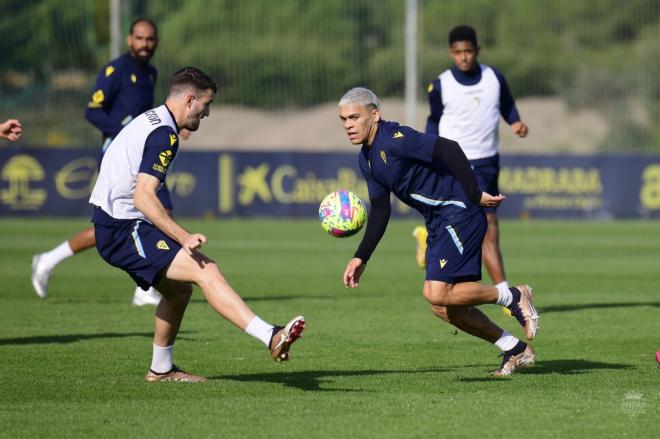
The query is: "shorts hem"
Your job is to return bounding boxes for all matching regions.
[425,274,482,283]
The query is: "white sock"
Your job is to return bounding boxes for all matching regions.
[245,316,275,347]
[150,343,174,373]
[495,281,512,307]
[40,241,74,269]
[494,331,519,352]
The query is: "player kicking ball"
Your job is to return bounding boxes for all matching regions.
[89,67,305,382]
[338,87,537,377]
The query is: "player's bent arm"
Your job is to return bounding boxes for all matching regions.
[433,137,482,205]
[353,194,391,263]
[134,172,204,251]
[85,68,123,136]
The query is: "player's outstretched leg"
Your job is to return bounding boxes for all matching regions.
[164,249,306,361]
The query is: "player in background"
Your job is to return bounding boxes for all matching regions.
[0,119,22,141]
[338,87,537,376]
[413,25,528,310]
[90,67,305,382]
[31,19,164,305]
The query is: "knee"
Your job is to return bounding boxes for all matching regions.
[194,261,226,289]
[423,283,451,306]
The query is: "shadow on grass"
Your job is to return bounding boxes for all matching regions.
[518,359,634,375]
[0,331,194,345]
[457,359,634,382]
[212,367,449,392]
[538,301,660,314]
[187,294,336,304]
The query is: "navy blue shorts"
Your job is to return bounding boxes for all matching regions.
[425,209,487,283]
[470,154,500,214]
[93,208,181,290]
[97,146,173,210]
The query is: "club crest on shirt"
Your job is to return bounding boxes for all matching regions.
[88,90,105,108]
[105,66,115,77]
[392,131,404,138]
[380,151,387,164]
[156,240,170,250]
[159,150,172,167]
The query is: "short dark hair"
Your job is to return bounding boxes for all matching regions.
[168,67,218,95]
[448,25,477,47]
[129,18,158,37]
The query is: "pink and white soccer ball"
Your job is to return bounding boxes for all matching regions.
[318,190,367,237]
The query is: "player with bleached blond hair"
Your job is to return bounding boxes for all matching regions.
[338,87,537,376]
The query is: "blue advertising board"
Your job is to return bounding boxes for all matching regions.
[1,147,660,219]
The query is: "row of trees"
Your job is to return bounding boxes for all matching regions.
[1,0,659,149]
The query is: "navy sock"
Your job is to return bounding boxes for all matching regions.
[508,287,521,308]
[506,341,527,357]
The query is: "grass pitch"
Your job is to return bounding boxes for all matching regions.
[1,218,658,438]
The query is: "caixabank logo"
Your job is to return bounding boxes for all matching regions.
[216,154,369,214]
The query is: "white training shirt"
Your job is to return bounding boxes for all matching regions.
[89,105,178,220]
[437,65,501,160]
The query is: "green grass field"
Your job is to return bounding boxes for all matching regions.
[1,218,658,438]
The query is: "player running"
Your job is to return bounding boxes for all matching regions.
[32,19,164,305]
[414,25,528,312]
[338,87,537,376]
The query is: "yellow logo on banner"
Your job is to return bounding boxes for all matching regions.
[641,164,660,210]
[238,163,273,204]
[55,157,98,199]
[0,155,47,210]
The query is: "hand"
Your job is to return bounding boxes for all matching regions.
[182,233,208,255]
[480,192,506,208]
[343,257,366,288]
[511,121,528,138]
[0,119,22,141]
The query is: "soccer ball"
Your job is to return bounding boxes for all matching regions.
[318,190,367,238]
